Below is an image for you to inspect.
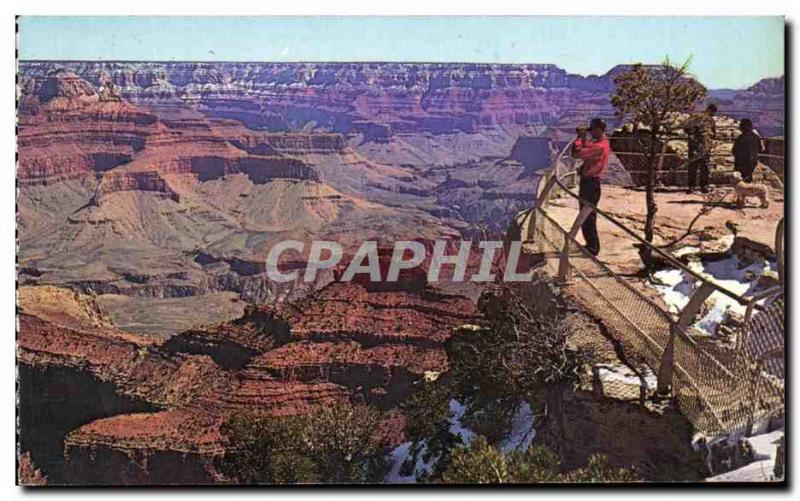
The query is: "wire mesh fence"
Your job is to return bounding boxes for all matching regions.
[760,137,785,183]
[607,134,785,188]
[526,139,785,436]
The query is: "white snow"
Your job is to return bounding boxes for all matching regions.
[596,363,658,391]
[499,403,536,454]
[650,255,775,338]
[707,459,779,482]
[385,441,436,484]
[386,399,539,483]
[447,399,477,443]
[701,428,784,482]
[747,429,784,461]
[385,399,477,484]
[672,246,701,258]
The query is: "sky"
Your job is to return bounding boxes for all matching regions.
[18,16,784,89]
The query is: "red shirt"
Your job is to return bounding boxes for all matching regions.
[572,136,610,179]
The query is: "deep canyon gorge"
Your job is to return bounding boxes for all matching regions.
[16,61,784,484]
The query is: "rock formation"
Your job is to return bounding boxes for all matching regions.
[17,70,452,309]
[16,61,783,485]
[18,276,481,484]
[19,62,622,137]
[711,76,784,137]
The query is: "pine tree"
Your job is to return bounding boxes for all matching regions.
[611,59,707,266]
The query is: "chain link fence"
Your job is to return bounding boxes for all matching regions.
[760,137,785,183]
[523,139,785,436]
[608,133,785,188]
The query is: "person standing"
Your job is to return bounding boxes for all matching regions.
[732,118,763,182]
[684,103,717,193]
[571,117,610,256]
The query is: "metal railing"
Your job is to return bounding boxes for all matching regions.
[519,138,785,436]
[605,134,785,187]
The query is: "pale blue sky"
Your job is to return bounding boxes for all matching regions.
[19,16,784,89]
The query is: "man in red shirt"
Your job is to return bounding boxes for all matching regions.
[571,117,610,256]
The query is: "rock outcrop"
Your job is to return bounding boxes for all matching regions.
[16,61,783,485]
[18,70,453,307]
[18,274,481,484]
[18,452,48,486]
[712,76,785,137]
[19,62,624,136]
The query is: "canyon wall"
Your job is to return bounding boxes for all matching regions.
[20,62,783,138]
[710,75,785,137]
[17,60,777,485]
[19,62,622,136]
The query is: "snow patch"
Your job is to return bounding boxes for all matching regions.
[386,399,540,483]
[746,429,784,461]
[699,428,784,482]
[650,255,775,338]
[596,363,657,391]
[707,459,778,482]
[385,441,436,484]
[448,399,477,443]
[386,399,477,484]
[673,246,701,258]
[499,403,536,453]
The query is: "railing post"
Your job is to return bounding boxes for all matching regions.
[537,174,559,210]
[744,359,764,436]
[562,170,579,190]
[558,206,594,282]
[657,281,716,394]
[656,330,676,395]
[776,218,785,285]
[563,163,578,190]
[737,301,756,353]
[523,139,576,246]
[511,206,536,243]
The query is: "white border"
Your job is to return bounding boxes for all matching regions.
[3,1,796,499]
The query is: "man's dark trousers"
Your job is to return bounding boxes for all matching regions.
[578,176,601,256]
[687,153,710,190]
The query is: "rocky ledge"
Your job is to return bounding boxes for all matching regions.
[18,276,481,485]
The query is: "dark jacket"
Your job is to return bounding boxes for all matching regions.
[732,130,763,169]
[683,112,716,157]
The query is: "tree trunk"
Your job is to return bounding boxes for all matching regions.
[642,134,659,268]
